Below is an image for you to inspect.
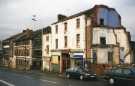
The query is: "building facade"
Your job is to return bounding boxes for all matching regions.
[42,5,132,73]
[42,26,52,71]
[2,29,42,70]
[32,29,42,70]
[0,40,3,66]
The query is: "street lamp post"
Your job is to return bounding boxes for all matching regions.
[24,41,27,71]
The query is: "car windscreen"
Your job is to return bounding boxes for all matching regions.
[131,67,135,73]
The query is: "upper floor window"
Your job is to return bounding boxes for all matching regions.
[55,39,58,49]
[76,18,80,28]
[46,45,49,54]
[100,18,104,25]
[100,37,106,45]
[64,36,68,48]
[55,25,58,34]
[46,36,49,41]
[76,34,80,48]
[64,22,67,33]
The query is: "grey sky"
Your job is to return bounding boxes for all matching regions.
[0,0,135,41]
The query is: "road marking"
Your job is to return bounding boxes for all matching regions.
[0,80,15,86]
[23,76,33,79]
[40,79,57,84]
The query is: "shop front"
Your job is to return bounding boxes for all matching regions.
[70,52,84,68]
[51,50,70,73]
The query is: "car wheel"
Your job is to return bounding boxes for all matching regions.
[80,75,84,80]
[109,78,115,85]
[66,74,70,79]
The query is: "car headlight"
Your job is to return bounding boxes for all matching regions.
[85,73,90,76]
[94,74,96,76]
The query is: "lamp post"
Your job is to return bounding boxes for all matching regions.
[24,41,27,71]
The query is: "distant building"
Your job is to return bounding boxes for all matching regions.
[0,40,3,66]
[32,29,42,70]
[42,5,131,74]
[2,29,33,69]
[2,29,42,70]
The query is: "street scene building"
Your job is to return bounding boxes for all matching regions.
[42,5,132,74]
[32,29,42,70]
[2,29,42,70]
[0,5,134,75]
[2,29,33,69]
[0,0,135,85]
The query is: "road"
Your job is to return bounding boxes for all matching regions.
[0,68,107,86]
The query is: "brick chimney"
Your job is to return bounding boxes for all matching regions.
[57,14,67,21]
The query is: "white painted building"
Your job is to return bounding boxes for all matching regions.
[42,5,132,73]
[42,26,52,71]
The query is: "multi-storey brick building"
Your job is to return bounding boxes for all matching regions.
[42,5,132,74]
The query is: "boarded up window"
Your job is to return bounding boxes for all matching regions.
[52,56,60,64]
[108,52,113,64]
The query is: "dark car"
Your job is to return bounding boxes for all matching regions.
[65,67,96,80]
[104,67,135,86]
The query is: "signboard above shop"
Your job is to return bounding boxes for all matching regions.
[70,53,83,58]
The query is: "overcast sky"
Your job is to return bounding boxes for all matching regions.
[0,0,135,41]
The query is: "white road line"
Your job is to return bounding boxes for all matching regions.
[23,76,33,79]
[0,80,15,86]
[40,79,57,84]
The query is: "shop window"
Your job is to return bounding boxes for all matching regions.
[93,51,97,64]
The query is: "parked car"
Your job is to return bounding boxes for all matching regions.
[104,67,135,86]
[65,67,96,80]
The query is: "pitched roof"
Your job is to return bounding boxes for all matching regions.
[3,29,33,42]
[52,5,117,25]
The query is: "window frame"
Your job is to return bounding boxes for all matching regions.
[64,22,67,33]
[76,18,80,28]
[55,39,58,49]
[64,36,68,48]
[100,18,104,25]
[76,34,80,48]
[100,37,106,45]
[55,25,58,34]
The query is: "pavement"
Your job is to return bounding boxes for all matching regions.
[0,67,108,86]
